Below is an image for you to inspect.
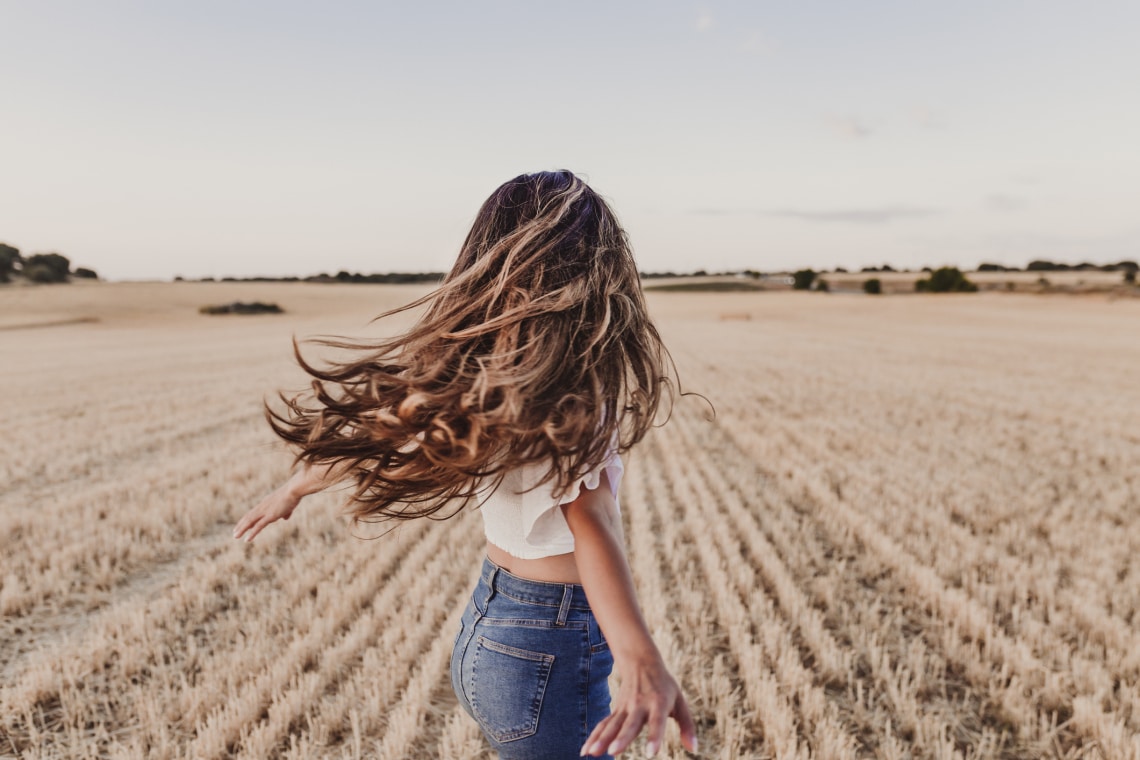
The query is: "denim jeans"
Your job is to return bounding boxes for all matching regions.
[450,556,615,759]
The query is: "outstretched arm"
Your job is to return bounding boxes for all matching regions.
[562,474,698,758]
[233,460,352,543]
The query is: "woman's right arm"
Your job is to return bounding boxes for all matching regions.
[562,473,698,757]
[233,460,352,543]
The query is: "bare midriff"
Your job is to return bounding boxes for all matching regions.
[485,540,582,584]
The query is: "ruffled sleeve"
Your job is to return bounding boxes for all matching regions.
[515,441,625,557]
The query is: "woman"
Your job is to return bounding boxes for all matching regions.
[234,170,699,758]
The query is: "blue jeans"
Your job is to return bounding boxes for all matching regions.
[450,556,615,759]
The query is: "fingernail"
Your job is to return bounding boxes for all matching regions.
[693,737,699,752]
[645,740,658,757]
[607,742,620,756]
[579,746,588,757]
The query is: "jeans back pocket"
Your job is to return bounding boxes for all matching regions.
[469,634,555,743]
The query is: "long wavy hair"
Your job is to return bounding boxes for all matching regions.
[267,170,679,524]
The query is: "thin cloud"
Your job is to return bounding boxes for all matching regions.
[741,29,779,55]
[826,115,872,139]
[695,10,714,31]
[985,194,1025,212]
[690,206,940,223]
[911,106,947,129]
[769,205,939,224]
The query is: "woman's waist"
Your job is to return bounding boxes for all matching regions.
[485,541,581,584]
[474,554,593,616]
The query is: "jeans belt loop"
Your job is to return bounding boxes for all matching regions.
[556,584,573,626]
[486,565,499,605]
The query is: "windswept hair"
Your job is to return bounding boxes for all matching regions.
[267,170,679,524]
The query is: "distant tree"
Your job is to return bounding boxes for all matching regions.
[921,266,933,273]
[880,264,895,272]
[23,252,71,283]
[859,265,878,273]
[915,266,977,293]
[1118,260,1139,272]
[834,266,848,273]
[1026,259,1056,271]
[814,277,830,292]
[863,278,882,295]
[977,262,1008,272]
[792,268,817,290]
[73,267,98,279]
[0,243,22,283]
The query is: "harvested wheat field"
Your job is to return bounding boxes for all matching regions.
[2,282,1139,759]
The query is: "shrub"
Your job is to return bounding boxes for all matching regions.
[73,267,98,279]
[199,301,283,315]
[23,264,58,283]
[24,253,71,283]
[0,243,21,283]
[792,269,816,290]
[1125,270,1136,285]
[915,267,978,293]
[814,278,830,292]
[863,278,882,295]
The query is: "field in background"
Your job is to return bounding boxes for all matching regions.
[2,283,1138,759]
[643,269,1135,295]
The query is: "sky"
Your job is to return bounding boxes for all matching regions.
[2,1,1138,280]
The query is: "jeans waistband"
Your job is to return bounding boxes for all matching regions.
[478,555,593,612]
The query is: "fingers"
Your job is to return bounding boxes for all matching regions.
[243,517,269,543]
[581,713,617,756]
[671,693,699,754]
[645,708,668,757]
[582,708,648,757]
[584,698,697,756]
[608,707,649,756]
[232,512,255,541]
[233,502,271,543]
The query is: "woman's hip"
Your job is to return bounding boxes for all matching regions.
[450,557,614,758]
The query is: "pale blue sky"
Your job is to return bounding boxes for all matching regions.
[2,1,1138,280]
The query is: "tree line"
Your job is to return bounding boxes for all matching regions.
[0,243,98,284]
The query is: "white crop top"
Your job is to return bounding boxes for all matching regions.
[477,444,624,560]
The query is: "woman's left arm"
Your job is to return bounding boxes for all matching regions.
[562,474,698,757]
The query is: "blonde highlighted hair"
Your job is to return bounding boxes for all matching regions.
[268,170,679,523]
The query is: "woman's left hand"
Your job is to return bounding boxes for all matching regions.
[580,653,698,757]
[233,483,303,543]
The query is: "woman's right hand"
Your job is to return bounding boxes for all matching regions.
[581,653,697,757]
[233,483,303,543]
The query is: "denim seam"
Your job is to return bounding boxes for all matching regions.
[494,586,591,611]
[480,617,588,630]
[582,626,592,743]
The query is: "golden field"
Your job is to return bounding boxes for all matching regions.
[1,281,1138,759]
